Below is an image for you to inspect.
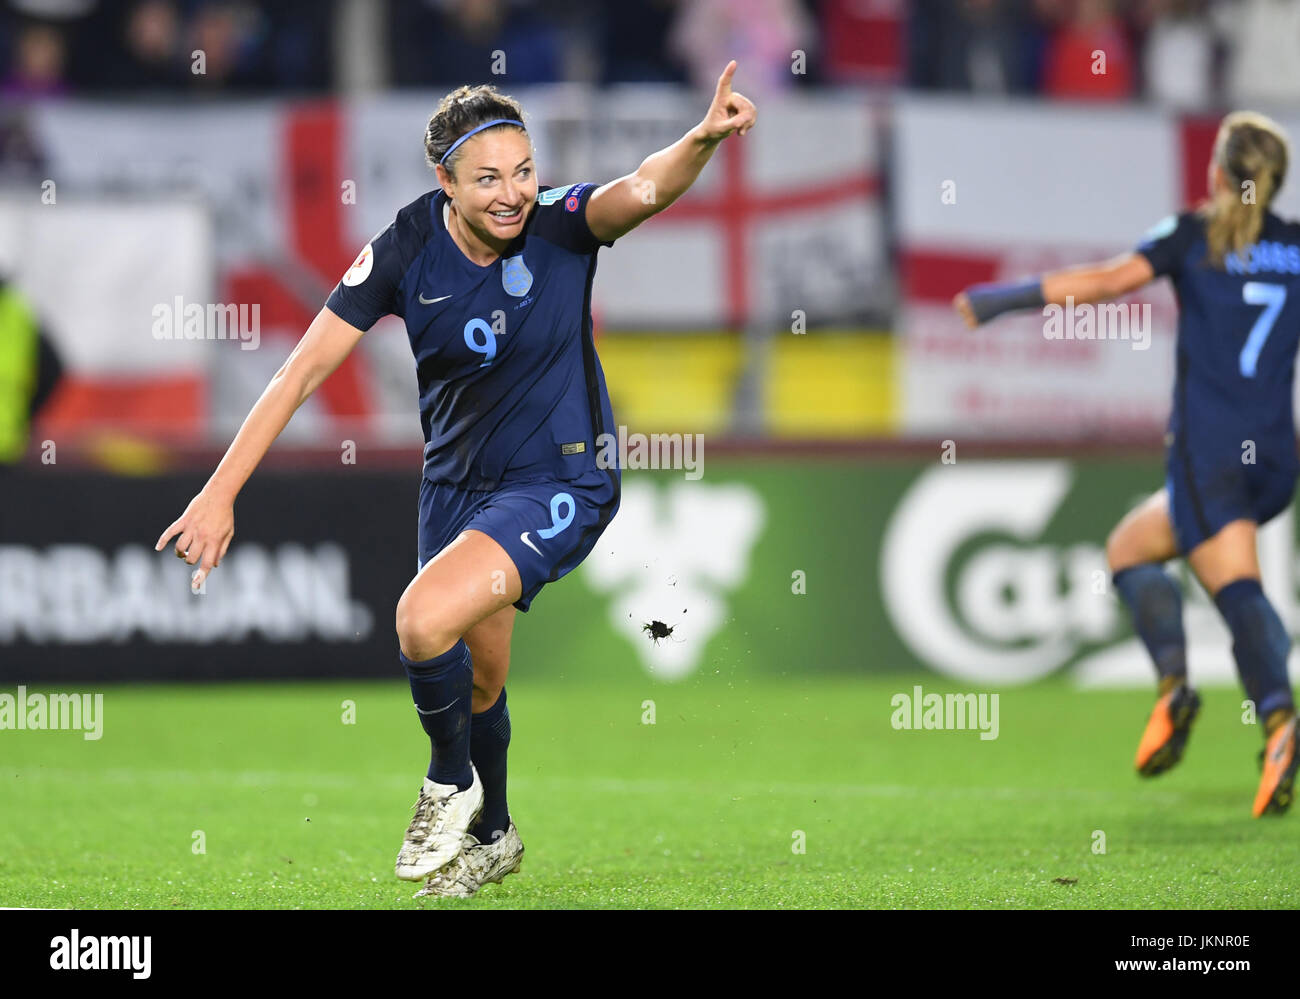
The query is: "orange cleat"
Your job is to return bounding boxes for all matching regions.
[1253,715,1298,817]
[1135,684,1200,777]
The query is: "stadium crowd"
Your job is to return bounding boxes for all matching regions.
[910,0,1300,107]
[0,1,1296,104]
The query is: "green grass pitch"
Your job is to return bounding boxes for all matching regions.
[2,673,1297,909]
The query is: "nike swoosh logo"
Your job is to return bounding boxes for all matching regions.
[416,699,459,715]
[520,532,542,556]
[419,293,452,305]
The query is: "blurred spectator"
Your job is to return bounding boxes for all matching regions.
[1218,0,1300,108]
[1139,0,1214,108]
[823,0,904,84]
[908,0,1036,94]
[596,0,686,85]
[1041,0,1136,100]
[260,0,331,91]
[104,0,188,90]
[186,1,264,90]
[78,0,330,93]
[0,275,64,467]
[390,0,563,87]
[667,0,814,94]
[0,109,46,181]
[3,20,69,96]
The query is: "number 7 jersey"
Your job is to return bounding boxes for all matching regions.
[1137,210,1300,459]
[325,182,617,489]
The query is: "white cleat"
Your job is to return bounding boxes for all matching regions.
[413,821,524,899]
[394,767,484,881]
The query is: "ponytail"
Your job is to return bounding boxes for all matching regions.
[1202,111,1290,269]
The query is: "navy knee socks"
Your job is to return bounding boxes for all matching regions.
[1214,578,1295,721]
[400,639,474,789]
[469,688,512,843]
[1113,564,1187,686]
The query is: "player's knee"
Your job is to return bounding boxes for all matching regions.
[1105,526,1132,574]
[394,590,459,661]
[472,677,505,713]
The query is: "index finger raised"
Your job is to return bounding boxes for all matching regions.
[715,60,737,97]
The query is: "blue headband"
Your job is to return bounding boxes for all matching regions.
[440,118,526,166]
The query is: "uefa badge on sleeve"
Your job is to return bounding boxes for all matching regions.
[343,243,373,286]
[564,183,589,212]
[502,254,533,297]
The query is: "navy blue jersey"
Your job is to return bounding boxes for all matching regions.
[1137,210,1300,461]
[326,182,617,489]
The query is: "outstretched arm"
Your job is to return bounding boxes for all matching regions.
[154,305,366,589]
[954,253,1156,329]
[586,59,757,244]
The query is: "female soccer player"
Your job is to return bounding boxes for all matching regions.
[954,111,1299,818]
[155,64,757,897]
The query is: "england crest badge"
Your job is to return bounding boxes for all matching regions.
[502,254,533,297]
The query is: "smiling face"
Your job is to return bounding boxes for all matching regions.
[437,127,537,251]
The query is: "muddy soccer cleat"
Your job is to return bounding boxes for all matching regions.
[1253,714,1298,817]
[1135,683,1200,777]
[394,767,484,881]
[413,821,525,900]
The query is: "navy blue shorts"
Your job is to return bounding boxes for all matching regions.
[1166,438,1296,553]
[417,467,620,612]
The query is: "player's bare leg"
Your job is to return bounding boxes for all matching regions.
[465,604,514,712]
[1185,518,1260,597]
[1107,489,1201,776]
[396,529,522,662]
[393,530,522,880]
[1105,488,1179,574]
[1187,519,1298,814]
